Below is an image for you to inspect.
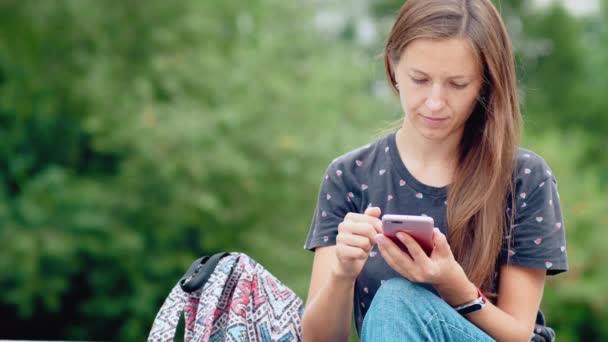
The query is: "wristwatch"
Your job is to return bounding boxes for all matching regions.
[453,288,487,316]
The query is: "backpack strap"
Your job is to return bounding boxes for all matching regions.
[532,310,556,342]
[149,253,238,341]
[179,252,231,293]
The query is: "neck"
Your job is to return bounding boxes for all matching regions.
[396,121,462,176]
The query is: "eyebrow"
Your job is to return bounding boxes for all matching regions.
[409,68,475,80]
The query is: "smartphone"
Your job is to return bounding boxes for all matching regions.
[381,214,435,256]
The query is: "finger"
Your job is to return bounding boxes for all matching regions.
[344,212,383,234]
[338,222,377,243]
[364,206,382,218]
[364,207,383,234]
[376,234,414,265]
[376,234,414,277]
[336,244,369,260]
[336,232,374,252]
[397,232,430,263]
[432,228,452,256]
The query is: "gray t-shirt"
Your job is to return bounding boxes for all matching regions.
[304,132,568,334]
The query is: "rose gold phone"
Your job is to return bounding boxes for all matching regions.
[381,214,434,256]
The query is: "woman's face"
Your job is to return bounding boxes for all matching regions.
[393,37,484,142]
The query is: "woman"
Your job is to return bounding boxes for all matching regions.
[301,0,568,341]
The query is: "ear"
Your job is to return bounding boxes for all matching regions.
[389,68,398,88]
[477,83,490,104]
[386,55,399,88]
[390,67,400,92]
[478,65,491,101]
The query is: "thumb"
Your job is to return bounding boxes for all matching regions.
[432,228,451,256]
[364,206,382,218]
[364,206,383,234]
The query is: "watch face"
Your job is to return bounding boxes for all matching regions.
[458,303,483,316]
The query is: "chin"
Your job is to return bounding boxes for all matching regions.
[421,132,449,141]
[417,126,450,140]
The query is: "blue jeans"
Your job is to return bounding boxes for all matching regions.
[360,277,495,341]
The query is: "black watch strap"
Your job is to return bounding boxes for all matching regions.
[453,288,487,316]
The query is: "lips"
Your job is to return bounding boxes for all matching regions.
[419,114,449,126]
[420,114,448,121]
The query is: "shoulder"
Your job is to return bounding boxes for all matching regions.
[512,147,558,201]
[325,133,393,175]
[514,147,555,183]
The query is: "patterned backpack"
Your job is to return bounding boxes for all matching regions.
[148,252,304,342]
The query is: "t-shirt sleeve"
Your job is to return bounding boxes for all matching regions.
[501,170,569,275]
[304,159,358,251]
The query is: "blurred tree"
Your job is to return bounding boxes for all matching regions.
[515,2,608,184]
[0,0,391,339]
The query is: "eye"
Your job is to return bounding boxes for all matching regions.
[410,77,428,85]
[451,82,468,89]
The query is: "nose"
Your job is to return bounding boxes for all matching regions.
[425,84,445,112]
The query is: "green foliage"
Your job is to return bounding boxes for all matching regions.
[0,0,391,339]
[0,0,606,341]
[515,2,608,185]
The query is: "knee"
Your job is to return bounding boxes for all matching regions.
[369,277,442,317]
[361,278,439,339]
[374,277,431,303]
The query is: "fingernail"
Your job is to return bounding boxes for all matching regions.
[397,232,405,240]
[374,234,384,244]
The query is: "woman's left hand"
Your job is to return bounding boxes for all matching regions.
[375,228,466,288]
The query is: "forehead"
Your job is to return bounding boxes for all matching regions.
[398,37,481,77]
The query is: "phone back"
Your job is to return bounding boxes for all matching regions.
[382,214,434,255]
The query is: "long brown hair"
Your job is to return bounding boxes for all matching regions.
[384,0,521,295]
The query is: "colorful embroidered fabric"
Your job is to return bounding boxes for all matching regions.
[148,253,303,342]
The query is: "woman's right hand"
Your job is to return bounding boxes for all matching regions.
[333,207,383,281]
